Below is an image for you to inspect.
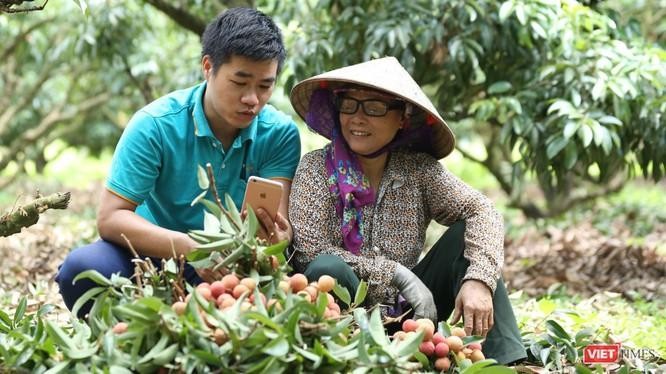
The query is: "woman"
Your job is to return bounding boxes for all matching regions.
[288,57,526,364]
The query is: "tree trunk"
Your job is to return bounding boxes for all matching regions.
[0,192,70,237]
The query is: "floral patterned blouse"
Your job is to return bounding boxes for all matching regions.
[288,148,504,306]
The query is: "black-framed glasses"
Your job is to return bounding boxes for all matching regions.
[335,96,405,117]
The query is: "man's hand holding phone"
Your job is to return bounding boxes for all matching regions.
[241,176,292,244]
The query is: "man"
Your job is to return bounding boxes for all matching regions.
[56,8,301,316]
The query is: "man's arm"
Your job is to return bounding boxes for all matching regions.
[97,189,197,258]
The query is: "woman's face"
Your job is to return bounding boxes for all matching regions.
[337,89,404,157]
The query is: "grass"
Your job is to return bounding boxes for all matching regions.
[511,288,666,358]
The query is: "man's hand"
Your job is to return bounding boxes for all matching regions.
[392,264,438,321]
[450,280,494,337]
[180,234,228,283]
[194,266,228,283]
[254,208,292,245]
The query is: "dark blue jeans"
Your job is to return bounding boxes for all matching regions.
[56,239,202,317]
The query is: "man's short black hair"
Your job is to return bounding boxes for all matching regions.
[201,7,286,74]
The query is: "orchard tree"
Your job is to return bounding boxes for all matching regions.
[0,1,204,186]
[277,0,665,218]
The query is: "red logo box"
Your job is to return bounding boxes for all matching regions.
[583,343,621,364]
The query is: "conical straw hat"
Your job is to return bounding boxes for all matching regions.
[289,56,455,159]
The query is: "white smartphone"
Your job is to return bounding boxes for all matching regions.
[241,176,283,220]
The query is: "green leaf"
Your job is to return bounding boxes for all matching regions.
[546,137,568,159]
[13,297,26,326]
[246,311,281,331]
[73,270,112,287]
[45,320,76,351]
[0,309,11,329]
[224,194,242,228]
[109,366,134,374]
[293,344,322,365]
[563,121,580,139]
[498,1,514,23]
[190,190,208,207]
[70,0,88,16]
[194,237,236,252]
[545,320,571,340]
[368,309,389,348]
[44,361,71,374]
[197,164,209,189]
[574,363,593,374]
[151,343,179,366]
[214,245,248,271]
[598,115,622,126]
[353,280,368,306]
[540,347,551,365]
[395,329,424,357]
[137,334,170,364]
[488,81,512,94]
[200,199,222,218]
[578,125,593,147]
[189,229,232,242]
[203,211,221,233]
[564,145,578,170]
[71,287,105,318]
[245,205,259,239]
[65,345,98,360]
[263,240,288,256]
[469,364,515,373]
[191,349,224,365]
[592,79,606,100]
[548,100,573,116]
[438,321,452,337]
[515,3,527,24]
[333,283,351,307]
[530,20,547,39]
[591,122,609,147]
[263,336,289,356]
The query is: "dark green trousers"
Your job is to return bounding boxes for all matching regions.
[303,221,527,365]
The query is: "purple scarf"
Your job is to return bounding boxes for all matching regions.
[324,129,376,255]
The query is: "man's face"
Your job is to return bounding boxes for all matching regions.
[202,54,278,135]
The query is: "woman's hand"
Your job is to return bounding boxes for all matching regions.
[392,264,438,321]
[255,209,292,245]
[450,280,494,337]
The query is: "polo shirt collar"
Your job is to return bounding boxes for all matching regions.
[192,82,214,138]
[192,81,259,148]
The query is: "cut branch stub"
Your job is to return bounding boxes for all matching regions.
[0,191,71,237]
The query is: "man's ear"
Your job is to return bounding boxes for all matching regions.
[202,55,213,79]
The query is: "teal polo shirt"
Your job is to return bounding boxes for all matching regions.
[106,82,301,232]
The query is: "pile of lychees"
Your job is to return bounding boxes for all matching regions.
[393,319,485,371]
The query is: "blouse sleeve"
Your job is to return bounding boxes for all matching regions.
[289,151,399,303]
[419,154,504,292]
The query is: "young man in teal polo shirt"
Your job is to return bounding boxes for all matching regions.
[56,8,301,316]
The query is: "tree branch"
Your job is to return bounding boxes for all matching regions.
[119,53,154,104]
[0,92,110,171]
[0,55,57,134]
[0,17,53,62]
[0,192,70,237]
[142,0,207,36]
